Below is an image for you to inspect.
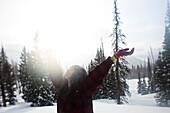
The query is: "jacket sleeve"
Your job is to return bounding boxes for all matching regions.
[82,57,114,96]
[51,74,62,89]
[50,73,67,93]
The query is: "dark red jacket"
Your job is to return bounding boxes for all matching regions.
[52,57,113,113]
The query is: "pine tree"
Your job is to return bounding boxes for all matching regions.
[18,33,57,106]
[107,66,117,99]
[0,46,16,106]
[141,76,147,95]
[0,46,7,107]
[28,33,54,106]
[154,52,167,106]
[45,49,62,103]
[140,64,149,95]
[147,57,152,91]
[18,47,30,101]
[155,1,170,106]
[88,39,117,100]
[148,47,156,93]
[147,57,155,93]
[24,52,34,103]
[89,40,106,99]
[137,65,142,94]
[88,60,95,73]
[4,61,16,105]
[11,60,19,94]
[162,0,170,106]
[110,0,130,104]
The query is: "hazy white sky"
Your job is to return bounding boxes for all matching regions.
[0,0,168,68]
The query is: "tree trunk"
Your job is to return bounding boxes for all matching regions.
[116,60,120,104]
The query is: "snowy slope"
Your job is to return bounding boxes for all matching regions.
[0,103,57,113]
[0,79,170,113]
[127,79,157,107]
[93,79,170,113]
[94,101,170,113]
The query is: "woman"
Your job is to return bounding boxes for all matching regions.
[50,48,134,113]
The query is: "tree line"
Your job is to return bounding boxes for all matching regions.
[136,57,155,95]
[128,1,170,107]
[87,39,130,103]
[0,0,169,107]
[0,46,17,106]
[88,0,131,104]
[154,1,170,106]
[0,34,62,107]
[89,0,170,107]
[0,0,131,106]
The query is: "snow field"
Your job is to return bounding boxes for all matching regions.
[0,79,170,113]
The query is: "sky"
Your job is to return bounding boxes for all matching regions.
[0,0,168,69]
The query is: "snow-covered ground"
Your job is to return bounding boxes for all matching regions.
[0,79,170,113]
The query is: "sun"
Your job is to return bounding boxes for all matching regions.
[38,33,82,68]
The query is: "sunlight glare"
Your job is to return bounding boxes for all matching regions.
[38,32,83,68]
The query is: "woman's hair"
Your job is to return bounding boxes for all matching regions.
[59,65,87,99]
[69,65,87,91]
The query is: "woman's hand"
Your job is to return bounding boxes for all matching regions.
[111,48,134,61]
[115,48,134,58]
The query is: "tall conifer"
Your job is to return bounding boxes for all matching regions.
[0,46,7,107]
[162,1,170,106]
[155,1,170,106]
[0,46,16,106]
[155,52,167,105]
[137,65,142,94]
[110,0,130,104]
[18,33,57,106]
[4,61,16,105]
